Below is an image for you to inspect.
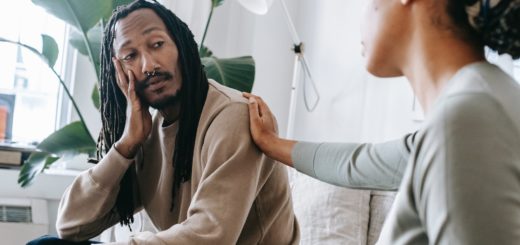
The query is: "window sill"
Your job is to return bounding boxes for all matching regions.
[0,167,79,200]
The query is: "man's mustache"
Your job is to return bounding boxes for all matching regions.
[135,71,174,91]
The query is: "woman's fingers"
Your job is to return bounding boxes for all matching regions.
[244,92,278,131]
[244,92,264,116]
[256,96,274,118]
[247,96,262,124]
[242,92,252,98]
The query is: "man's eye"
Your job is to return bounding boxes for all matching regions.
[123,53,135,61]
[153,41,164,48]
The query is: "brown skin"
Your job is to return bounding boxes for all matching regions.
[111,9,183,158]
[243,92,296,166]
[244,0,485,166]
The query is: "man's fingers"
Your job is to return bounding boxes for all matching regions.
[112,57,129,96]
[127,70,136,100]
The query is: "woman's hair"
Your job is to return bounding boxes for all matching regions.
[97,0,208,228]
[446,0,520,59]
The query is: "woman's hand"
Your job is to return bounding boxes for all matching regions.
[243,92,296,166]
[112,57,152,158]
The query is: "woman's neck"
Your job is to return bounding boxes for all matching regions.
[401,31,485,114]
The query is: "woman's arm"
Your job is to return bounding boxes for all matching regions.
[244,93,414,190]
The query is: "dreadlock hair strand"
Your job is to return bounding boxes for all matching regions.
[97,0,208,228]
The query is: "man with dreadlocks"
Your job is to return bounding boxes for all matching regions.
[31,0,300,244]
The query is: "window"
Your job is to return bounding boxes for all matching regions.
[0,0,68,144]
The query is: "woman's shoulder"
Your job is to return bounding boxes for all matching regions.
[425,62,520,137]
[416,90,519,164]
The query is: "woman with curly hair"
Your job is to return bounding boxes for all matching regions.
[245,0,520,244]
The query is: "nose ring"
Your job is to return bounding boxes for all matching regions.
[145,69,157,77]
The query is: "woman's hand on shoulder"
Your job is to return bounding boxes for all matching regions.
[243,92,296,166]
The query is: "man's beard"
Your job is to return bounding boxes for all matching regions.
[147,92,180,109]
[135,71,181,109]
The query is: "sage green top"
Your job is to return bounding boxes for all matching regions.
[293,62,520,244]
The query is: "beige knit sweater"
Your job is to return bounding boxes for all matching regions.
[56,80,300,244]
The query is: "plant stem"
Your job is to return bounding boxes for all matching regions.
[200,4,215,53]
[0,39,94,142]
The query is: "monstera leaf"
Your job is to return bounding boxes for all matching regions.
[41,34,59,68]
[18,121,96,187]
[199,45,214,58]
[202,56,255,92]
[18,153,60,187]
[32,0,111,32]
[212,0,225,7]
[33,0,110,79]
[92,84,101,110]
[69,24,102,71]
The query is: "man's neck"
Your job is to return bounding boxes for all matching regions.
[160,103,181,126]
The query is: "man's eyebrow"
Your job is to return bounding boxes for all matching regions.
[142,26,162,35]
[117,26,164,50]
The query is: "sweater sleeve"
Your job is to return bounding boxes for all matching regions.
[121,103,277,245]
[56,147,141,241]
[292,133,415,190]
[415,93,520,244]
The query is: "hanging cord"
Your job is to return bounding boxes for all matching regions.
[293,43,320,112]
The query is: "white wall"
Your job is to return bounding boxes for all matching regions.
[165,0,296,137]
[165,0,420,142]
[0,169,77,237]
[292,0,420,143]
[207,0,298,137]
[68,53,101,137]
[164,1,421,244]
[192,0,425,244]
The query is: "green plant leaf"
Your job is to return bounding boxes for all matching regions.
[202,56,255,92]
[69,24,102,71]
[92,83,100,110]
[104,0,135,21]
[33,0,111,80]
[18,153,59,187]
[41,34,59,68]
[199,45,213,58]
[32,0,111,32]
[212,0,225,8]
[37,121,96,156]
[17,121,96,187]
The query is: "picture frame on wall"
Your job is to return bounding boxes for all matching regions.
[0,93,15,141]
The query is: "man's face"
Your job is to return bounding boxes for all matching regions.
[113,8,183,109]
